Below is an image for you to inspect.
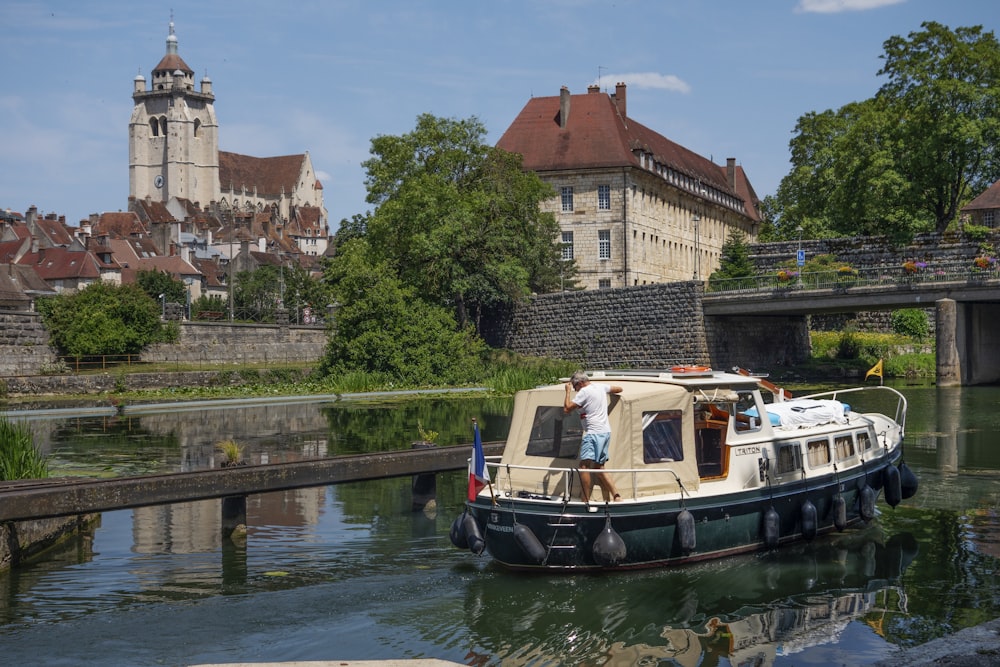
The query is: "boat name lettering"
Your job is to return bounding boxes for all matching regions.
[487,523,514,533]
[735,446,761,456]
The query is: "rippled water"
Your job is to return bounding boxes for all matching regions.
[0,386,998,666]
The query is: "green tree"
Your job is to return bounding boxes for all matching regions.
[319,239,484,384]
[768,23,1000,238]
[37,282,174,355]
[362,113,567,332]
[708,230,756,288]
[879,22,1000,231]
[136,269,186,304]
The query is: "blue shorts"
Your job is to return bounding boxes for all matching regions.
[580,432,611,465]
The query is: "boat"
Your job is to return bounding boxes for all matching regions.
[450,367,917,571]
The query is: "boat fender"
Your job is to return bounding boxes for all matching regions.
[859,484,876,521]
[832,495,848,531]
[676,509,696,553]
[899,462,919,500]
[763,507,780,549]
[592,516,627,567]
[883,464,902,508]
[513,523,547,565]
[449,512,468,549]
[463,512,486,556]
[800,500,817,541]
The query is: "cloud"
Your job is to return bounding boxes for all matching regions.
[592,72,691,95]
[795,0,906,13]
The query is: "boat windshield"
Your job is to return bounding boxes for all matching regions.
[525,406,583,459]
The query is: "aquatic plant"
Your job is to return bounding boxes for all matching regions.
[0,417,49,480]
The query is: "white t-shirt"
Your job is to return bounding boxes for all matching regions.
[572,383,612,434]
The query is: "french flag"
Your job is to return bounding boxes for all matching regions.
[468,420,490,501]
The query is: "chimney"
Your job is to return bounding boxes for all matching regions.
[614,82,627,117]
[559,86,571,129]
[587,84,600,94]
[727,158,736,190]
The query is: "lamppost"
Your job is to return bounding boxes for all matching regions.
[692,213,701,280]
[159,293,166,320]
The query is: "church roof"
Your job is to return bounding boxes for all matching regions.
[219,152,309,198]
[153,52,192,75]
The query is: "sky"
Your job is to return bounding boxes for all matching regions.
[0,0,995,229]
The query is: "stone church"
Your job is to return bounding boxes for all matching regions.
[128,20,328,253]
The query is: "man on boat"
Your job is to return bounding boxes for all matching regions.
[564,371,623,510]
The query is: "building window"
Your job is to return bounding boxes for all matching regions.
[598,185,611,210]
[598,229,611,260]
[599,278,611,289]
[561,231,574,260]
[561,186,574,212]
[985,211,995,227]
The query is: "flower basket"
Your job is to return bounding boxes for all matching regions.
[973,256,996,271]
[776,269,798,287]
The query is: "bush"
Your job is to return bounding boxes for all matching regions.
[891,309,930,340]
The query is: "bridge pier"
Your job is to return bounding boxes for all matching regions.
[937,299,961,386]
[221,495,247,539]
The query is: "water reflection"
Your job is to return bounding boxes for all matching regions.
[461,529,915,666]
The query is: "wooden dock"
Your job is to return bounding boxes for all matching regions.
[0,441,504,522]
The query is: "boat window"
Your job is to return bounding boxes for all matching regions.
[642,410,684,463]
[856,430,872,451]
[834,434,855,460]
[776,442,802,474]
[734,390,763,433]
[525,406,583,459]
[806,438,831,467]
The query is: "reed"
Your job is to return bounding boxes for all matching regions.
[0,418,49,480]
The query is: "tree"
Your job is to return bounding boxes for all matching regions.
[708,231,756,289]
[362,113,567,332]
[136,269,186,305]
[37,282,175,356]
[768,23,1000,238]
[878,22,1000,231]
[319,239,484,384]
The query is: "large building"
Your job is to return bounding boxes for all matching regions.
[498,83,761,290]
[128,20,328,254]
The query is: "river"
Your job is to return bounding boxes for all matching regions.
[0,383,997,666]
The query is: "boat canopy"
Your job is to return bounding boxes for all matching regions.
[498,380,704,498]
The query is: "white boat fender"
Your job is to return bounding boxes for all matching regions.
[883,464,902,508]
[676,509,696,553]
[463,512,486,555]
[899,462,919,499]
[801,500,817,541]
[449,512,468,549]
[832,495,848,531]
[513,523,546,565]
[859,484,876,521]
[763,507,780,549]
[592,516,627,567]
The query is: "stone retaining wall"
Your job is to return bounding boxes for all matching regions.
[141,322,327,365]
[484,282,712,367]
[0,311,57,376]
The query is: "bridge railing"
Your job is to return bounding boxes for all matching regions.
[707,261,1000,295]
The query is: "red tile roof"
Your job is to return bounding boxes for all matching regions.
[94,211,148,238]
[498,85,760,221]
[963,179,1000,211]
[19,247,102,280]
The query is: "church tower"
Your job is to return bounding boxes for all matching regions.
[129,20,220,208]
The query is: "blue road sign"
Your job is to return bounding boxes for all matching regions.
[797,249,805,266]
